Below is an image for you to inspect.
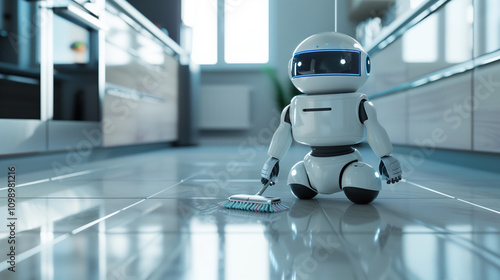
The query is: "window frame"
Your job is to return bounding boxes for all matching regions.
[185,0,272,70]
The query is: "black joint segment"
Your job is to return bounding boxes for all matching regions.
[379,160,388,177]
[344,187,379,204]
[311,146,355,157]
[339,160,358,189]
[272,161,279,177]
[284,106,291,124]
[359,99,368,124]
[289,184,317,200]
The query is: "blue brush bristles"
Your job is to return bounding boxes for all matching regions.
[218,200,289,213]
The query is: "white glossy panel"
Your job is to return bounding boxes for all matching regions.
[0,119,47,155]
[290,93,365,146]
[372,93,407,145]
[105,44,179,101]
[48,120,102,151]
[408,72,472,150]
[103,10,179,146]
[105,10,166,67]
[102,93,177,146]
[473,61,500,152]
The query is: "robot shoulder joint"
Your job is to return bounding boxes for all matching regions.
[281,104,291,124]
[358,99,377,124]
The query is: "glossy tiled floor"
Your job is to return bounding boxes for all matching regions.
[1,144,500,280]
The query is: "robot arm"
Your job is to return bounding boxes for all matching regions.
[360,100,392,157]
[261,105,293,184]
[360,100,402,184]
[268,105,293,159]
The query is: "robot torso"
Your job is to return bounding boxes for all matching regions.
[289,92,367,146]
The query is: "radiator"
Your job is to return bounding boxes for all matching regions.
[199,85,251,130]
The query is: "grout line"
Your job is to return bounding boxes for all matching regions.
[0,179,51,191]
[0,168,104,192]
[315,199,339,233]
[70,174,197,234]
[190,178,260,183]
[456,198,500,215]
[403,179,500,215]
[145,173,201,199]
[0,160,144,192]
[121,199,147,211]
[50,169,101,181]
[17,179,51,187]
[71,211,121,235]
[1,198,146,271]
[0,173,198,272]
[401,179,456,199]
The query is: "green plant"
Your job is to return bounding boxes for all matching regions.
[261,66,301,111]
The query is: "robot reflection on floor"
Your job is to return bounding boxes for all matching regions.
[261,32,402,204]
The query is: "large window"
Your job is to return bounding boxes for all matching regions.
[182,0,269,65]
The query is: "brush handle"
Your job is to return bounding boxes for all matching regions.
[256,181,274,196]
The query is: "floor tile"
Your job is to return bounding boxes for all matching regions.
[0,180,181,199]
[1,145,500,279]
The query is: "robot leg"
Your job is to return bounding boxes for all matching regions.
[287,161,318,199]
[341,162,381,204]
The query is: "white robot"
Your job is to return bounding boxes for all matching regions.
[261,32,402,204]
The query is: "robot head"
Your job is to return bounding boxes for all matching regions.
[289,32,371,94]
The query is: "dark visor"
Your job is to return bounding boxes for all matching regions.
[291,49,361,78]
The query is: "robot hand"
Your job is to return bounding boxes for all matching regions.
[379,156,402,184]
[261,157,280,185]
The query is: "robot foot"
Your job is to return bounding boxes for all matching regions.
[289,183,318,200]
[344,187,379,204]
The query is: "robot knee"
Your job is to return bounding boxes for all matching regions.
[290,184,317,200]
[341,162,381,204]
[288,162,317,199]
[341,162,381,191]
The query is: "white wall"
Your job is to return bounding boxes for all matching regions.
[200,0,356,145]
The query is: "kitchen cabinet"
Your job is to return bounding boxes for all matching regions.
[103,0,182,146]
[0,0,187,155]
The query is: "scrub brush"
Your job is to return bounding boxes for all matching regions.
[218,181,289,213]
